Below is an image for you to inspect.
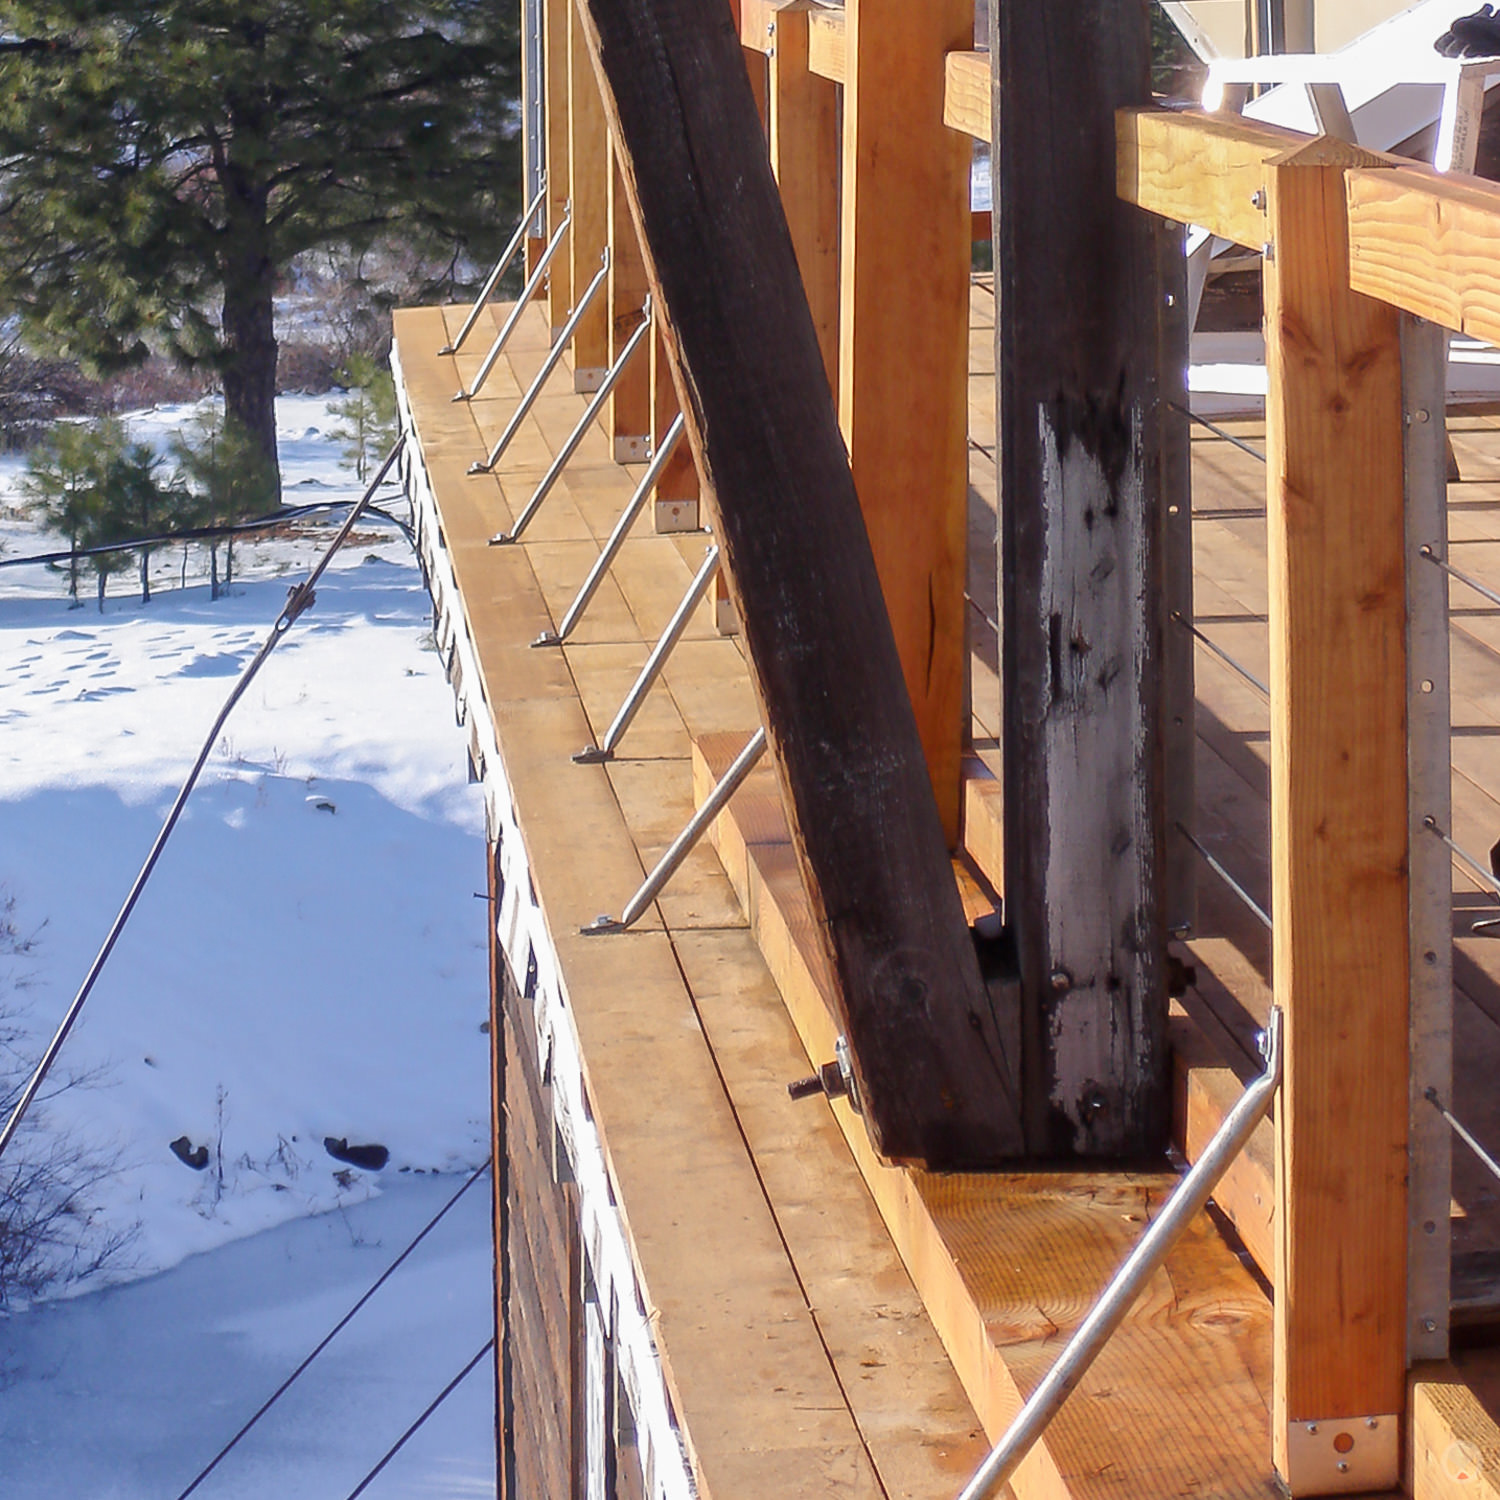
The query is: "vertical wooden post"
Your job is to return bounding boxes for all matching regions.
[521,0,545,277]
[768,4,839,393]
[543,0,572,331]
[652,322,700,531]
[608,143,651,463]
[1263,140,1408,1495]
[839,0,971,844]
[568,0,609,388]
[994,5,1167,1156]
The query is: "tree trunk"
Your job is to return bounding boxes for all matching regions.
[224,535,235,589]
[68,539,79,606]
[219,191,280,505]
[96,570,106,613]
[209,540,220,600]
[139,546,151,604]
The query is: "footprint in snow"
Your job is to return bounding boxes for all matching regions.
[54,629,94,641]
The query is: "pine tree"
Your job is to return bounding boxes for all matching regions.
[330,354,400,483]
[170,409,277,597]
[0,1,520,498]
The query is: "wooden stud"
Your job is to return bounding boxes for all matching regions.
[572,0,1024,1164]
[651,322,699,532]
[543,0,572,330]
[608,142,651,463]
[839,0,973,845]
[943,50,990,142]
[996,4,1168,1157]
[1262,139,1408,1493]
[568,0,609,389]
[768,4,839,394]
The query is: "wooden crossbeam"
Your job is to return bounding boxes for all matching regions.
[572,0,1023,1164]
[1347,164,1500,345]
[943,50,989,142]
[1116,106,1311,250]
[807,7,844,84]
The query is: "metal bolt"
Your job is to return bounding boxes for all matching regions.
[1338,1462,1350,1475]
[1251,189,1267,210]
[1307,1424,1319,1435]
[1424,1220,1437,1234]
[1049,968,1071,992]
[1366,1418,1379,1430]
[1414,407,1431,424]
[1424,1317,1438,1333]
[1425,950,1438,965]
[1165,292,1176,308]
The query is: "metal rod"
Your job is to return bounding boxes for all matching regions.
[575,542,719,763]
[1171,611,1270,700]
[498,308,654,548]
[1175,820,1273,931]
[440,179,549,356]
[582,726,767,934]
[1427,1088,1500,1190]
[1420,545,1500,614]
[470,252,610,475]
[955,1007,1283,1500]
[454,209,572,403]
[525,413,685,635]
[1168,401,1268,464]
[1422,815,1500,901]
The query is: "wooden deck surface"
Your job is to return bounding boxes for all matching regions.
[395,282,1500,1500]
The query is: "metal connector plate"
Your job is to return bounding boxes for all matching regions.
[1280,1415,1399,1496]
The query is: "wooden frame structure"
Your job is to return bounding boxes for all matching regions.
[387,2,1500,1497]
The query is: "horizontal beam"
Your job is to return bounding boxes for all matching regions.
[738,0,816,54]
[943,50,989,141]
[1116,105,1310,249]
[1347,163,1500,346]
[807,6,844,84]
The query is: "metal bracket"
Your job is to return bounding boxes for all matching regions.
[787,1036,863,1114]
[1280,1415,1399,1497]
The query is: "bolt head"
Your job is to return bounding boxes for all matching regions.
[1366,1418,1379,1429]
[1049,968,1071,992]
[1337,1462,1350,1474]
[1307,1423,1319,1435]
[1424,1317,1438,1332]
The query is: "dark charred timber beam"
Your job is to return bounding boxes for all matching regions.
[571,0,1024,1165]
[994,3,1169,1157]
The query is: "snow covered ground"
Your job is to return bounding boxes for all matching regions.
[0,396,497,1495]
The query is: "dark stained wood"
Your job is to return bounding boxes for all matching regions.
[571,0,1023,1164]
[994,2,1168,1157]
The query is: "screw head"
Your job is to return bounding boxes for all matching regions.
[1049,968,1071,992]
[1251,189,1267,210]
[1424,1317,1438,1332]
[1337,1462,1350,1474]
[1307,1423,1319,1435]
[1366,1418,1379,1430]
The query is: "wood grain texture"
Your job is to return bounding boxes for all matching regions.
[998,5,1168,1157]
[839,0,973,845]
[1347,163,1500,346]
[608,146,651,455]
[1116,106,1308,251]
[573,0,1023,1163]
[768,5,840,394]
[544,0,573,328]
[568,0,610,384]
[943,50,989,142]
[1262,139,1408,1468]
[806,6,844,84]
[693,734,1285,1500]
[1411,1357,1500,1500]
[652,322,699,517]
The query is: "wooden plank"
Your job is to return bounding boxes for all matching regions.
[1116,106,1309,251]
[996,5,1168,1156]
[1411,1357,1500,1500]
[806,7,844,85]
[544,0,573,330]
[943,50,989,142]
[572,0,1022,1164]
[839,0,973,845]
[692,737,1285,1500]
[1347,163,1500,347]
[1261,137,1408,1490]
[768,4,840,393]
[568,0,610,388]
[652,321,699,530]
[608,143,651,461]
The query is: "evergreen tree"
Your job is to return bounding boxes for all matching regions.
[170,408,276,597]
[0,1,520,497]
[330,354,400,484]
[18,423,96,606]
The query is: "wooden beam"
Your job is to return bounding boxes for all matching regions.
[543,0,572,328]
[651,321,699,531]
[1347,163,1500,346]
[997,6,1168,1156]
[568,0,609,388]
[807,6,844,85]
[839,0,973,845]
[768,4,840,393]
[608,143,651,463]
[1116,105,1310,250]
[1262,138,1408,1493]
[572,0,1024,1164]
[943,50,989,142]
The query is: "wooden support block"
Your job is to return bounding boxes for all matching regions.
[943,50,990,142]
[768,4,840,395]
[960,759,1003,899]
[713,567,737,636]
[568,0,609,388]
[651,321,699,531]
[806,8,844,85]
[608,144,651,463]
[1347,164,1500,347]
[543,0,573,330]
[573,0,1024,1163]
[998,6,1168,1157]
[839,0,973,846]
[1262,138,1408,1494]
[1116,105,1309,251]
[1410,1358,1500,1500]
